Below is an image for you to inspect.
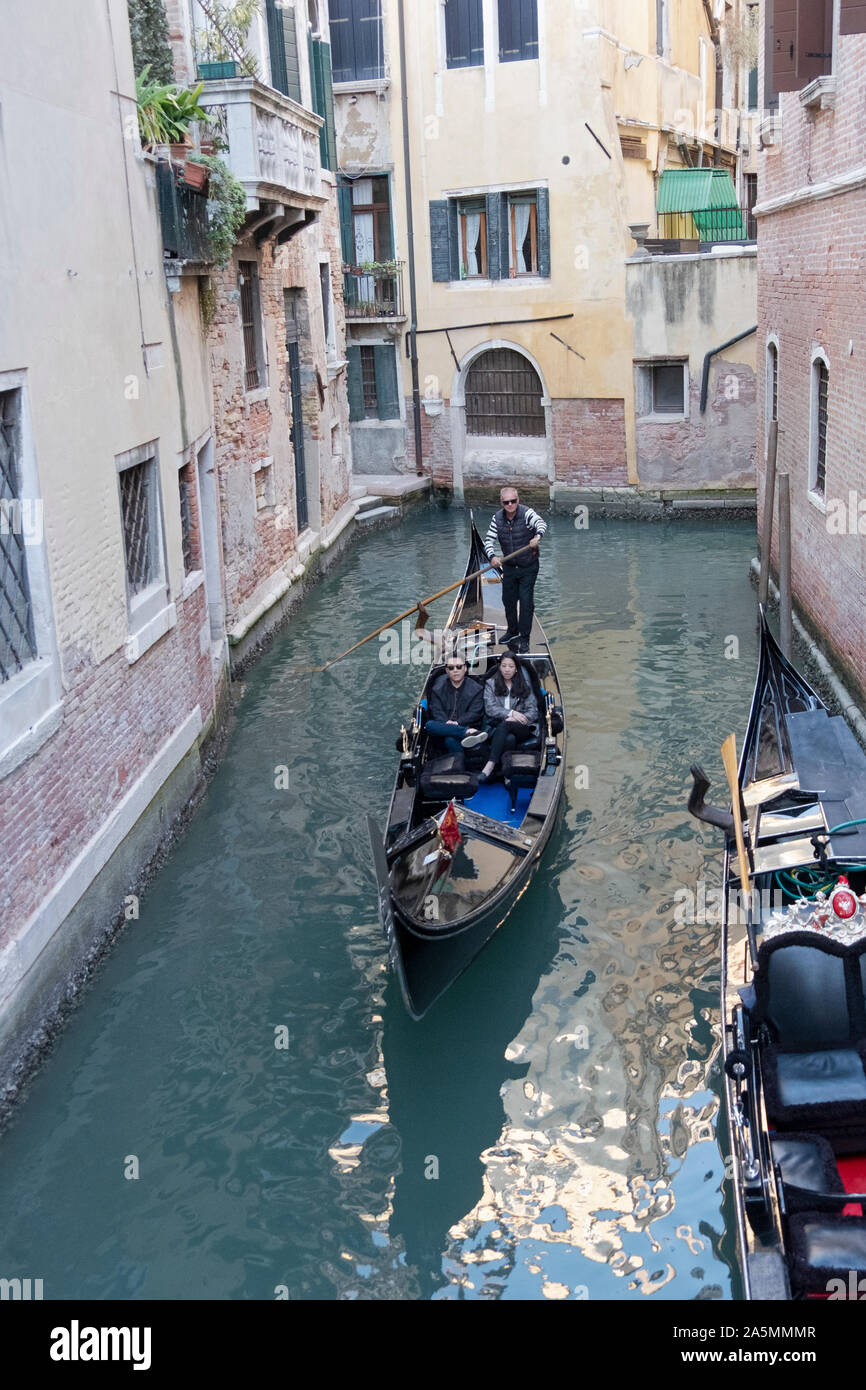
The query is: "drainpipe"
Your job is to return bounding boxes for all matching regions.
[701,0,723,167]
[700,324,757,413]
[397,0,424,476]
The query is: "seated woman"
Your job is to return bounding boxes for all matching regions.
[479,654,539,784]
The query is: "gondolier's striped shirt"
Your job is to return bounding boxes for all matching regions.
[484,506,547,560]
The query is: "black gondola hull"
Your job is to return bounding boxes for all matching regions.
[373,520,566,1018]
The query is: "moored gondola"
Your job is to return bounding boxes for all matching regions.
[369,520,566,1020]
[689,609,866,1300]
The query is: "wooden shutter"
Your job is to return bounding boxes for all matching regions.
[357,0,384,79]
[485,192,504,279]
[798,0,833,83]
[498,0,538,61]
[445,0,484,67]
[318,40,337,171]
[430,200,452,281]
[841,0,866,33]
[347,346,365,421]
[536,188,550,278]
[337,180,355,264]
[329,0,353,82]
[767,0,832,97]
[283,2,302,101]
[374,345,400,419]
[265,0,289,95]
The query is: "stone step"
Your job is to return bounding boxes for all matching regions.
[355,494,384,514]
[355,505,401,527]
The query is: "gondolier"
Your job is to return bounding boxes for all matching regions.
[484,487,547,653]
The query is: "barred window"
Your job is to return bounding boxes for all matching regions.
[811,357,829,500]
[0,389,37,682]
[120,460,157,595]
[360,346,378,417]
[768,341,778,423]
[465,348,545,437]
[239,261,267,392]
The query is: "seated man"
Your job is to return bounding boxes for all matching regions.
[478,654,539,784]
[425,656,488,764]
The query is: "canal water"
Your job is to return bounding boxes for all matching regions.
[0,508,760,1300]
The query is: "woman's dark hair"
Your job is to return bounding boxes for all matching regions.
[492,655,530,699]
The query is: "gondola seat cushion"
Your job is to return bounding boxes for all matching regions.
[419,756,478,802]
[770,1132,846,1213]
[501,750,543,808]
[751,934,866,1131]
[788,1213,866,1295]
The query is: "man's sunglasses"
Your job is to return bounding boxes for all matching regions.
[446,663,465,670]
[503,498,519,506]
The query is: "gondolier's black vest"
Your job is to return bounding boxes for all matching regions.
[493,504,538,568]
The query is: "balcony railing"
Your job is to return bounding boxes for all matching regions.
[157,161,212,263]
[198,77,323,211]
[342,263,405,318]
[657,206,757,245]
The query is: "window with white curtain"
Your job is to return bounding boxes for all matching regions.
[458,199,487,278]
[508,193,537,275]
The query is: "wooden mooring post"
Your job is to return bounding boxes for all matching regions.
[777,471,793,659]
[758,420,778,607]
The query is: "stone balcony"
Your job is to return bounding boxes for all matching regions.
[199,77,325,215]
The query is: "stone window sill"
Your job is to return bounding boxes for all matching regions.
[244,386,270,405]
[181,569,205,601]
[807,488,828,515]
[637,411,688,424]
[800,76,836,111]
[0,658,64,780]
[126,601,177,664]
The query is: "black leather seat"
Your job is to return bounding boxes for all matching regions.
[419,755,478,802]
[788,1213,866,1296]
[770,1131,846,1213]
[749,934,866,1142]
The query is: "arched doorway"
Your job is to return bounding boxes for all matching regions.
[465,349,546,437]
[452,341,552,499]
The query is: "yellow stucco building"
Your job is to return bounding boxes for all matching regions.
[333,0,758,499]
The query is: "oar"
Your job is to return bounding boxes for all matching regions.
[720,733,751,898]
[301,541,537,673]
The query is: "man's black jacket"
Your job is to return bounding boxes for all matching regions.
[428,673,484,726]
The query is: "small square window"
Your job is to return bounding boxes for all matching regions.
[652,363,686,414]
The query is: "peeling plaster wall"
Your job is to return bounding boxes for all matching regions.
[627,250,757,488]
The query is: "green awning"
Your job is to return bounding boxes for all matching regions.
[656,168,740,214]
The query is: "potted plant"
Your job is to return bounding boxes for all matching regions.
[136,67,212,152]
[183,156,210,192]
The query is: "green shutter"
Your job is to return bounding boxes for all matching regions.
[347,346,365,421]
[265,0,289,94]
[430,200,451,281]
[374,345,400,420]
[536,187,550,277]
[485,191,503,279]
[338,179,355,264]
[309,38,337,171]
[283,2,302,102]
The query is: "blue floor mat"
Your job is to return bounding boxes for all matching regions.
[464,780,533,827]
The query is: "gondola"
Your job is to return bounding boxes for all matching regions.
[368,519,565,1020]
[689,608,866,1300]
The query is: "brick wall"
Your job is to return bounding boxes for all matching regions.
[551,399,628,486]
[209,188,351,633]
[757,34,866,699]
[0,583,213,937]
